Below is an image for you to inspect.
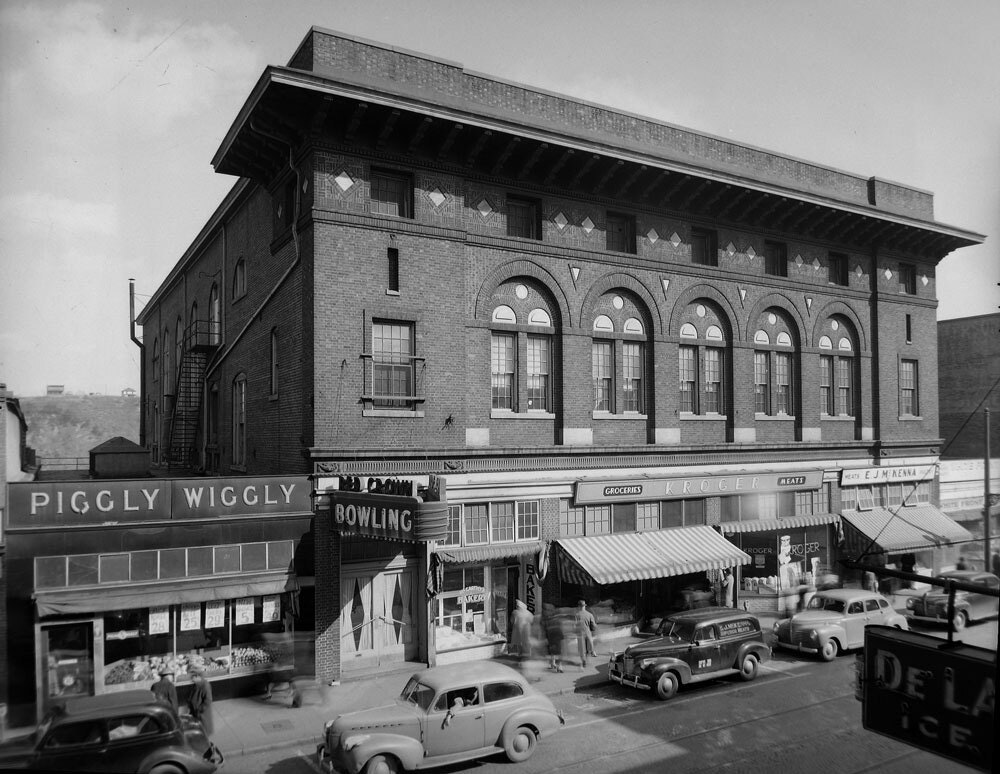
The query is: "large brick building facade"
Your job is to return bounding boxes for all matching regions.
[130,28,983,684]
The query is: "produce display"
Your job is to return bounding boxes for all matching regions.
[103,651,231,685]
[230,644,284,669]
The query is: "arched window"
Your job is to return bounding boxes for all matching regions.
[208,284,221,344]
[592,293,648,414]
[162,327,172,393]
[678,302,730,415]
[232,374,247,468]
[151,338,159,383]
[190,301,198,331]
[233,258,246,299]
[753,309,797,416]
[489,282,556,413]
[175,316,183,383]
[819,316,857,417]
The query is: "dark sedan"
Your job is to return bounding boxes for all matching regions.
[905,570,1000,631]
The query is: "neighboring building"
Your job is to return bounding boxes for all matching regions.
[120,28,984,692]
[45,385,64,396]
[938,313,1000,459]
[939,457,1000,570]
[121,387,137,398]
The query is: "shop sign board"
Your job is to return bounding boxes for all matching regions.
[7,475,311,528]
[841,464,936,486]
[329,481,449,542]
[861,625,994,772]
[575,470,823,505]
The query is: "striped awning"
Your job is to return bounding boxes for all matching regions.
[841,506,974,554]
[717,513,841,534]
[435,541,544,564]
[555,526,750,586]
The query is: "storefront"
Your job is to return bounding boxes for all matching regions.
[322,476,448,676]
[4,475,313,723]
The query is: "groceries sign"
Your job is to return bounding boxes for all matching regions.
[6,476,312,528]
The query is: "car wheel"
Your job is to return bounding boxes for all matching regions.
[654,671,679,700]
[504,725,538,762]
[362,754,402,774]
[820,640,839,661]
[738,654,759,682]
[149,765,185,774]
[952,610,968,632]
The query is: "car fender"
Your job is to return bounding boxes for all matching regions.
[811,622,847,648]
[734,640,770,666]
[498,707,560,743]
[338,732,425,773]
[645,657,692,684]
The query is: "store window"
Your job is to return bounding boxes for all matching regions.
[720,492,795,521]
[434,565,510,651]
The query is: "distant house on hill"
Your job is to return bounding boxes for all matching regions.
[90,435,148,478]
[45,385,64,396]
[121,387,137,398]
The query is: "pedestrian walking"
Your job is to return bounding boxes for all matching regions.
[543,604,565,672]
[722,568,736,607]
[187,667,214,735]
[864,570,878,593]
[574,599,598,668]
[150,667,178,712]
[510,599,533,659]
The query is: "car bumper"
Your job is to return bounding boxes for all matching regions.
[315,743,347,774]
[608,667,651,690]
[905,612,951,624]
[775,639,820,655]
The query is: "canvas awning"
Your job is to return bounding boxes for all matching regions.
[716,513,841,534]
[34,571,298,617]
[435,541,544,564]
[554,526,750,586]
[841,506,974,554]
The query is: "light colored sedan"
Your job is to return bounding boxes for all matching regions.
[773,588,908,661]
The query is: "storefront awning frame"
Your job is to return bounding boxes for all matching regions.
[434,541,544,564]
[554,526,751,586]
[841,505,974,555]
[34,571,298,617]
[717,513,841,534]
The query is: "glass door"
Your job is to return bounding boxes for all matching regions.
[41,621,95,705]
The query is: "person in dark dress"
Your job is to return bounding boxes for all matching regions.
[187,667,214,735]
[151,668,178,711]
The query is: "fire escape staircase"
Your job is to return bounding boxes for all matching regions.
[165,321,218,470]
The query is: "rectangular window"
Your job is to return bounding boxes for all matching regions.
[900,359,919,416]
[516,501,540,540]
[387,247,399,292]
[442,505,462,546]
[679,346,696,413]
[491,502,515,543]
[560,501,585,536]
[829,253,849,286]
[636,502,659,530]
[816,483,831,514]
[820,355,834,415]
[612,503,637,533]
[898,263,916,295]
[372,321,415,409]
[526,335,550,411]
[837,358,853,416]
[592,340,613,412]
[606,212,636,254]
[857,487,876,510]
[905,314,912,344]
[794,491,814,516]
[464,503,489,545]
[507,196,541,239]
[491,333,515,410]
[774,352,792,415]
[764,241,787,276]
[885,483,903,508]
[585,505,611,535]
[685,498,706,525]
[269,329,279,397]
[370,169,413,218]
[691,228,717,266]
[661,500,683,529]
[754,352,770,414]
[232,376,246,467]
[703,348,722,413]
[622,342,644,412]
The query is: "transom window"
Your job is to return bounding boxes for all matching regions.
[442,502,541,546]
[559,499,705,536]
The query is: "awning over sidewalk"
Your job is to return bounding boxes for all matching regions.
[434,541,544,563]
[716,513,840,534]
[554,526,750,586]
[34,571,298,617]
[841,506,974,554]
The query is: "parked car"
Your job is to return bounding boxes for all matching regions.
[0,689,222,773]
[316,662,563,774]
[608,607,771,700]
[773,588,907,661]
[905,570,1000,631]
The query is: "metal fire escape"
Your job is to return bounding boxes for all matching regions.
[165,320,219,470]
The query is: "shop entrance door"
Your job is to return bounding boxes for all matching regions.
[341,565,418,670]
[39,621,95,708]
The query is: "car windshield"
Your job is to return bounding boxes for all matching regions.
[657,619,697,641]
[807,596,846,613]
[399,677,435,711]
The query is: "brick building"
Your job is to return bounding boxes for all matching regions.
[127,28,984,685]
[938,313,1000,459]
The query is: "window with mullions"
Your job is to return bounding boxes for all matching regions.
[491,333,515,409]
[900,359,919,416]
[691,228,718,266]
[372,321,416,409]
[507,196,541,240]
[592,340,613,411]
[559,501,585,536]
[592,311,647,415]
[489,298,555,415]
[622,342,643,412]
[819,322,857,417]
[753,314,797,417]
[794,484,831,516]
[828,252,849,286]
[455,501,540,546]
[679,319,727,415]
[660,499,707,528]
[585,505,611,535]
[754,352,770,415]
[370,169,413,218]
[898,263,916,295]
[442,505,462,546]
[526,336,550,411]
[232,374,246,468]
[606,212,636,254]
[764,240,787,277]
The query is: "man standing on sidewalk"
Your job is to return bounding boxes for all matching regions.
[574,599,598,668]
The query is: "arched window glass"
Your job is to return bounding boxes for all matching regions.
[678,302,730,416]
[489,281,556,414]
[679,323,698,339]
[706,325,723,341]
[819,335,833,349]
[232,374,247,468]
[838,337,853,351]
[209,284,221,344]
[492,305,516,324]
[270,328,279,396]
[753,309,797,416]
[624,317,644,334]
[528,309,551,326]
[819,317,857,417]
[776,332,792,347]
[754,330,770,345]
[233,258,246,299]
[175,317,183,382]
[594,315,614,332]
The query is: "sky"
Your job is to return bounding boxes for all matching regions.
[1,0,998,397]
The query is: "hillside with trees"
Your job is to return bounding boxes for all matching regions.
[20,395,140,462]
